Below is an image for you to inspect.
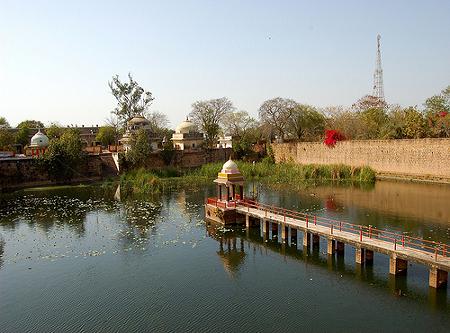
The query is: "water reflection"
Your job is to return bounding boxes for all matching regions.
[205,222,448,309]
[206,223,246,279]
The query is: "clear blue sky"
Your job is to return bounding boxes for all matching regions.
[1,0,449,128]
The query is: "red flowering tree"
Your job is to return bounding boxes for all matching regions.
[324,129,345,148]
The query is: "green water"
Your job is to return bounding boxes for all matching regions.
[0,181,449,332]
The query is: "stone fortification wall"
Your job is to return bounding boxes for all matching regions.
[273,138,450,182]
[0,155,103,191]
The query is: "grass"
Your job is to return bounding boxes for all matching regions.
[119,161,376,195]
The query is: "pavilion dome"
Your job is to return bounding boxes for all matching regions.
[175,117,197,134]
[221,158,239,174]
[30,130,49,148]
[128,115,150,127]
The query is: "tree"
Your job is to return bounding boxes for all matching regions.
[190,97,234,148]
[0,128,14,150]
[259,97,296,142]
[222,111,258,137]
[288,104,325,141]
[126,128,152,167]
[0,117,10,128]
[352,95,387,113]
[424,85,450,137]
[359,107,388,139]
[40,129,84,180]
[109,73,154,128]
[382,106,426,139]
[324,106,365,139]
[96,126,116,146]
[145,111,170,138]
[15,126,30,147]
[17,120,44,129]
[46,123,65,139]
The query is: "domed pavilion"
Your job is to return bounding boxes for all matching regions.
[205,158,246,225]
[27,129,49,157]
[171,117,204,151]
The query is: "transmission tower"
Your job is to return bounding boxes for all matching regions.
[372,34,385,100]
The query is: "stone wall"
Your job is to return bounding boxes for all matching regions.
[0,155,104,191]
[273,138,450,182]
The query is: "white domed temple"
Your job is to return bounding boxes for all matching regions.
[205,158,246,225]
[27,129,49,157]
[171,117,204,151]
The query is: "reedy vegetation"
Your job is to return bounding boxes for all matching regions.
[119,160,376,195]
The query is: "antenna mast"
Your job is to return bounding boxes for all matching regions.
[372,34,385,100]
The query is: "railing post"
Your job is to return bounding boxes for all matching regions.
[359,226,362,242]
[331,224,333,235]
[435,247,438,261]
[369,226,372,239]
[306,216,309,229]
[394,239,397,250]
[265,209,267,218]
[314,216,317,225]
[284,209,286,222]
[402,235,405,247]
[339,222,342,232]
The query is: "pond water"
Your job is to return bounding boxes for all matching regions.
[0,181,449,332]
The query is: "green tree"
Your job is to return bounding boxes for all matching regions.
[40,129,84,180]
[0,117,10,128]
[0,128,14,150]
[259,97,296,141]
[17,120,44,129]
[15,126,30,147]
[109,73,154,128]
[360,107,388,139]
[126,128,152,167]
[424,85,450,137]
[96,126,116,146]
[46,123,65,139]
[190,97,234,148]
[288,104,325,141]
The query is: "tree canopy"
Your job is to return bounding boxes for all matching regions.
[259,97,296,141]
[190,97,234,148]
[109,73,154,128]
[17,120,44,129]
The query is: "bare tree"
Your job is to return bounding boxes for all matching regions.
[258,97,297,141]
[222,111,258,137]
[190,97,234,148]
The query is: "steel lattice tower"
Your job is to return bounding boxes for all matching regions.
[372,34,384,100]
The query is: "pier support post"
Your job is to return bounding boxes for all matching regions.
[327,239,336,255]
[281,224,287,243]
[288,227,292,246]
[365,250,374,264]
[312,234,320,247]
[429,267,448,289]
[262,218,267,234]
[303,232,310,248]
[389,256,408,275]
[355,247,365,264]
[336,241,345,255]
[245,214,250,228]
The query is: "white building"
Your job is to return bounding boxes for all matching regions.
[171,117,204,151]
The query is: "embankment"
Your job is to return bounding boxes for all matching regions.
[273,138,450,183]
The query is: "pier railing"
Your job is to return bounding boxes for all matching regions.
[237,198,449,260]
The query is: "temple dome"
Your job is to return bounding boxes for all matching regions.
[30,130,49,148]
[128,115,150,126]
[176,118,197,134]
[221,158,239,174]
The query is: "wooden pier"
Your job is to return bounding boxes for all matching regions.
[206,198,449,289]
